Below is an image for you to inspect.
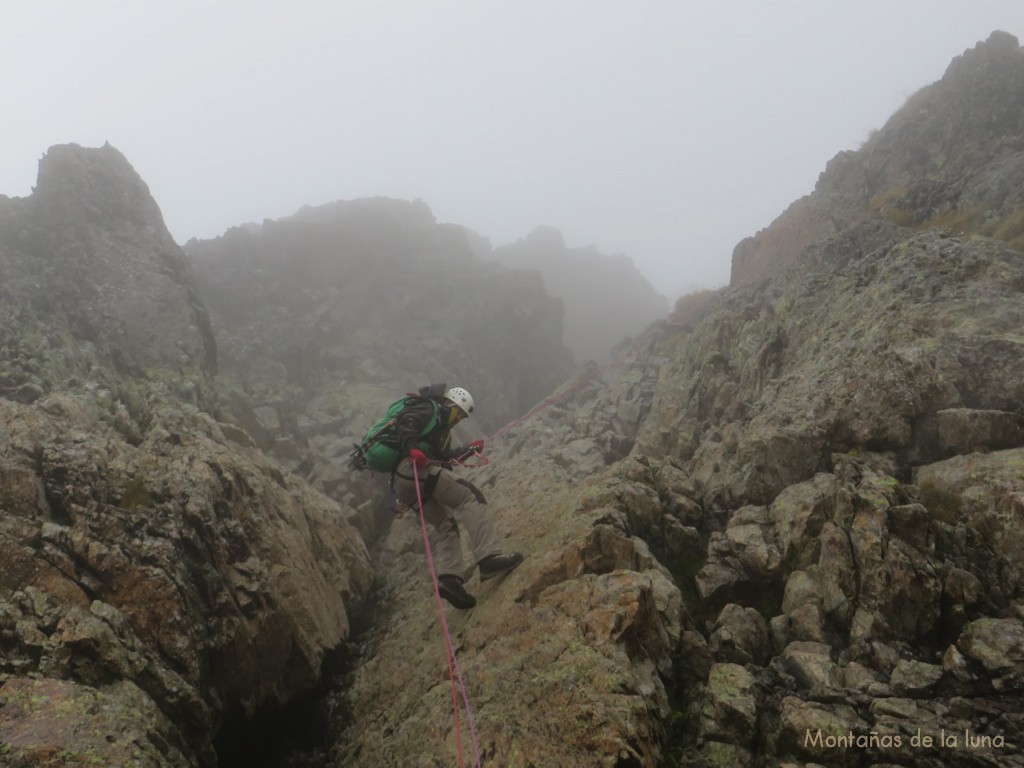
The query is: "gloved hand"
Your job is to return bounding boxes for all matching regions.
[409,448,429,470]
[468,439,485,454]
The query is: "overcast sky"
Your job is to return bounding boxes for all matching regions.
[4,2,1024,297]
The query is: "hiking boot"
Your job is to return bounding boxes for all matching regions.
[478,552,524,581]
[437,574,476,610]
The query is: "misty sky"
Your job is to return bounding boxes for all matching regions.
[4,2,1024,297]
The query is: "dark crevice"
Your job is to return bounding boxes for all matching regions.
[213,637,367,768]
[213,571,387,768]
[214,657,344,768]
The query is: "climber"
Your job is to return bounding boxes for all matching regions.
[391,384,523,609]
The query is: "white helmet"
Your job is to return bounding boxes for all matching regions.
[444,386,474,416]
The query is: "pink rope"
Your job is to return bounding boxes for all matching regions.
[412,460,483,768]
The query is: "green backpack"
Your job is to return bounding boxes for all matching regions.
[349,395,442,473]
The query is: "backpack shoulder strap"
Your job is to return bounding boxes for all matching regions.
[420,397,443,435]
[388,395,443,435]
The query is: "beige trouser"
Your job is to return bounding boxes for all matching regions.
[393,458,501,578]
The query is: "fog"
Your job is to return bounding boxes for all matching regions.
[4,1,1024,298]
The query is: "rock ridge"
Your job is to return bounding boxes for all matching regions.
[0,145,373,767]
[731,30,1024,287]
[492,225,671,362]
[0,143,216,406]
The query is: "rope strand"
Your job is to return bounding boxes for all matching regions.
[412,461,483,768]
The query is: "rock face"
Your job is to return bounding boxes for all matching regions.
[0,144,216,406]
[492,225,670,362]
[0,146,373,766]
[731,30,1024,287]
[333,33,1024,768]
[0,396,373,766]
[642,231,1024,509]
[333,233,1024,767]
[186,200,572,432]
